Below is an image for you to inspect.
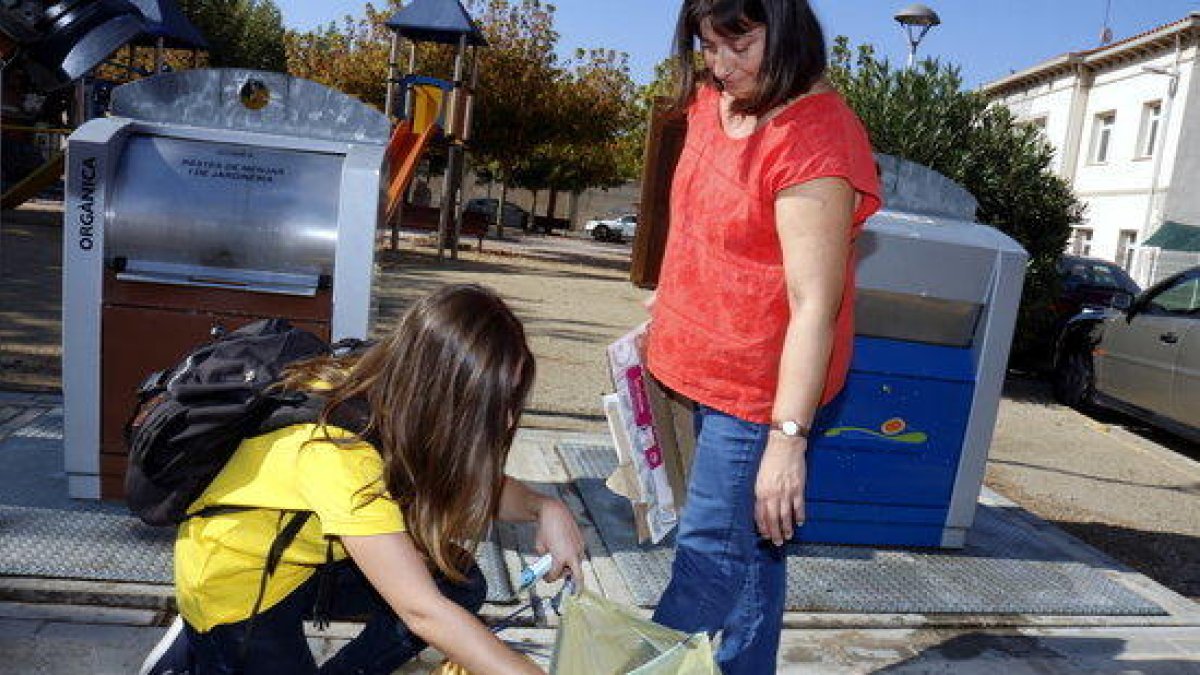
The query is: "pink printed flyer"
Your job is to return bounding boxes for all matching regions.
[604,323,678,544]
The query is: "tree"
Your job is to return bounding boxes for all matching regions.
[511,47,641,223]
[827,38,1084,367]
[177,0,288,71]
[467,0,560,234]
[283,0,641,234]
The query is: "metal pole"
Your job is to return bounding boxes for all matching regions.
[1141,35,1183,242]
[384,33,400,120]
[448,36,467,140]
[405,43,417,120]
[439,35,469,259]
[437,146,458,261]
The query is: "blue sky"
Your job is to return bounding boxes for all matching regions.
[276,1,1200,87]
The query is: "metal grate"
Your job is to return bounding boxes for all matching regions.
[558,442,1167,616]
[0,410,514,602]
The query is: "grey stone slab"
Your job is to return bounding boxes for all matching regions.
[0,602,160,625]
[0,616,41,638]
[0,410,516,603]
[0,391,44,405]
[558,442,1170,616]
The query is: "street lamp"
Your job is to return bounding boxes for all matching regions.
[895,3,941,68]
[1140,63,1181,239]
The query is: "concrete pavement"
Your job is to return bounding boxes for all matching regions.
[2,392,1200,673]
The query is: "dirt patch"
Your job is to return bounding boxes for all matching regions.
[0,204,62,392]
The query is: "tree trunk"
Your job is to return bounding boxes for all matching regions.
[568,191,581,231]
[546,188,559,231]
[530,190,539,232]
[496,180,508,239]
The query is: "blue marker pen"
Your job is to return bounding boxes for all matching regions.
[518,553,554,589]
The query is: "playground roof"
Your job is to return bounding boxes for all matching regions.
[128,0,209,50]
[1144,221,1200,252]
[385,0,487,47]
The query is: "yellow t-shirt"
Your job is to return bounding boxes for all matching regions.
[175,424,406,632]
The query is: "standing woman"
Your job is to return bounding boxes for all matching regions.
[141,284,584,675]
[647,1,880,672]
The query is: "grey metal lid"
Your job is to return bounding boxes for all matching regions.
[127,0,208,49]
[110,69,390,144]
[875,153,978,222]
[385,0,487,47]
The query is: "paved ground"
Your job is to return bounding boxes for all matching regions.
[988,377,1200,600]
[2,202,1199,672]
[5,602,1200,674]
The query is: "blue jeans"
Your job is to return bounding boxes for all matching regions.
[652,404,786,674]
[184,559,487,674]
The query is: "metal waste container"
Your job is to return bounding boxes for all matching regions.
[804,156,1028,548]
[62,69,390,500]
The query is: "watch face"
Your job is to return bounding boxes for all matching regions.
[781,420,800,436]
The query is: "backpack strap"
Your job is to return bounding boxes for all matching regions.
[311,538,337,630]
[239,510,313,664]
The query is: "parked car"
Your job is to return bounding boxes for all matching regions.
[1052,265,1200,442]
[1022,255,1143,373]
[584,214,637,243]
[529,215,570,234]
[1055,255,1141,323]
[464,198,528,231]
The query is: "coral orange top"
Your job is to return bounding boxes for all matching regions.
[646,85,881,424]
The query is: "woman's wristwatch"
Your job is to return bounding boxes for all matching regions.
[770,420,810,439]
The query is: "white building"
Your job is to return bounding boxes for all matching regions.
[982,13,1200,282]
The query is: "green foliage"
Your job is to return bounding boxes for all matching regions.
[178,0,288,71]
[828,37,1084,366]
[283,0,640,208]
[284,3,398,110]
[510,47,641,196]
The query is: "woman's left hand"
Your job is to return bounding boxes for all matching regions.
[755,434,808,546]
[534,499,586,587]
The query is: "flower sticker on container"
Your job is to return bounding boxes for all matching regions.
[824,416,928,445]
[880,418,907,436]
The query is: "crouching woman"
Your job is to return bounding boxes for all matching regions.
[146,284,584,675]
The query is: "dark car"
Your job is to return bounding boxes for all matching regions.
[464,198,528,231]
[1023,256,1142,373]
[1053,255,1141,331]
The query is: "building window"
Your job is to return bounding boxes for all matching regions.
[1116,230,1138,269]
[1137,101,1162,158]
[1071,228,1093,257]
[1090,112,1116,164]
[1026,115,1048,133]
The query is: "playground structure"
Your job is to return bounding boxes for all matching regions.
[382,0,487,260]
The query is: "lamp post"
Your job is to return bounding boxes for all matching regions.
[895,4,941,68]
[1140,63,1181,242]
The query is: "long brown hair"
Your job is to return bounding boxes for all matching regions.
[279,284,535,582]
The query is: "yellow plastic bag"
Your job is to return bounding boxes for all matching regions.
[550,591,718,674]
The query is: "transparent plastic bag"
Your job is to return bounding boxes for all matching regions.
[550,590,718,675]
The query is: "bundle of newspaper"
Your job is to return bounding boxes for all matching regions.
[603,323,679,544]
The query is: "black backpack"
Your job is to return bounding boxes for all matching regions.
[124,318,334,527]
[126,318,371,644]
